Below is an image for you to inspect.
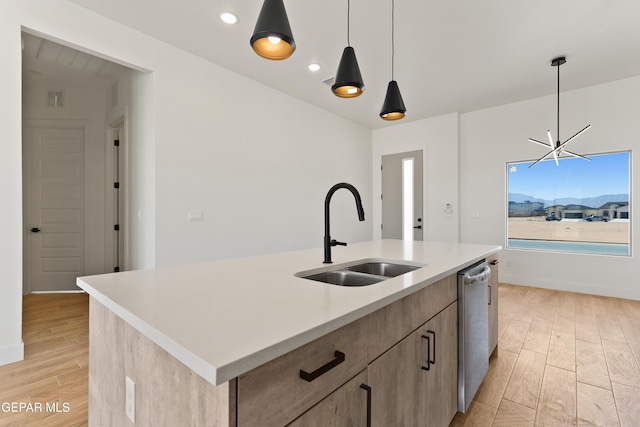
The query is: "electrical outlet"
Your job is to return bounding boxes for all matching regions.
[126,376,135,423]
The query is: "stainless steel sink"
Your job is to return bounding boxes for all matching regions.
[345,262,420,277]
[303,270,385,287]
[296,259,425,287]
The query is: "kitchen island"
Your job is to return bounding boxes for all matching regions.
[78,240,500,426]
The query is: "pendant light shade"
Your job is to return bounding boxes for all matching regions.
[380,0,405,120]
[250,0,295,60]
[332,47,365,98]
[332,0,364,98]
[380,80,406,120]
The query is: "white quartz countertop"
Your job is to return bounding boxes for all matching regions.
[77,240,500,386]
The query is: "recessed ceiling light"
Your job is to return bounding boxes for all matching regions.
[220,12,238,25]
[308,63,321,72]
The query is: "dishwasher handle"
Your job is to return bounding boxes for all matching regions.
[463,266,491,285]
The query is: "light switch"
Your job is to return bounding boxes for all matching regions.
[188,210,204,221]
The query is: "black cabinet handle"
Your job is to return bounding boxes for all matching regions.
[427,330,436,364]
[421,335,431,371]
[359,383,371,427]
[299,350,345,382]
[413,225,422,229]
[488,284,492,305]
[490,259,499,265]
[31,228,41,233]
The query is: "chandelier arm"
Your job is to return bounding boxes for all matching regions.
[528,138,550,147]
[560,150,592,161]
[561,124,592,147]
[528,148,557,168]
[547,129,559,164]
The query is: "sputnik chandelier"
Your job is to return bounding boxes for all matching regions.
[528,57,591,168]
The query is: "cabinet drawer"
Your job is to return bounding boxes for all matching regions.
[367,274,457,362]
[288,370,369,427]
[237,316,368,427]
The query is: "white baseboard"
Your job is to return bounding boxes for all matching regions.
[0,341,24,367]
[500,273,640,301]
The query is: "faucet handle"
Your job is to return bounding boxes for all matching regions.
[331,239,347,247]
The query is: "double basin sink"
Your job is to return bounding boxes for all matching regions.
[296,259,425,287]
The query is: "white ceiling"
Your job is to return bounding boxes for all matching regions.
[63,0,640,129]
[22,32,127,87]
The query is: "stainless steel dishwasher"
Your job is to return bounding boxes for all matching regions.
[457,259,491,413]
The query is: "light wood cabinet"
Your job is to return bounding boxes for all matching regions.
[367,274,457,362]
[237,315,369,427]
[89,273,460,426]
[487,254,499,356]
[368,327,426,426]
[287,370,370,427]
[368,301,458,427]
[241,275,458,426]
[422,302,458,426]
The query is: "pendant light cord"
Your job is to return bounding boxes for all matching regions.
[347,0,351,46]
[391,0,395,80]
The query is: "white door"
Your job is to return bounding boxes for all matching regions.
[25,126,85,292]
[382,150,423,241]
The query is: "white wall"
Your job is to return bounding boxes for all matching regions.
[153,47,372,266]
[126,70,157,269]
[0,0,372,366]
[372,113,460,243]
[0,2,24,366]
[460,76,640,300]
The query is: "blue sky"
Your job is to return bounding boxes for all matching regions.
[507,152,630,200]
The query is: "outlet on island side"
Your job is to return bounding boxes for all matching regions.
[126,376,135,423]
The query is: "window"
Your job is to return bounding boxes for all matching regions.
[506,151,630,256]
[402,158,414,241]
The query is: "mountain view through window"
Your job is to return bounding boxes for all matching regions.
[506,151,630,256]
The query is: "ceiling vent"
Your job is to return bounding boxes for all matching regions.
[47,90,65,107]
[322,76,335,86]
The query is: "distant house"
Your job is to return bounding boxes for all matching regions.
[541,201,629,220]
[562,204,599,219]
[599,202,629,219]
[508,200,544,217]
[545,205,565,218]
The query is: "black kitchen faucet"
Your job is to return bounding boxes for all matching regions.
[323,183,365,263]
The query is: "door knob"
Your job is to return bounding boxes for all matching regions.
[31,228,41,233]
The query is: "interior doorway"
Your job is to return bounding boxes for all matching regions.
[21,31,130,293]
[381,150,424,241]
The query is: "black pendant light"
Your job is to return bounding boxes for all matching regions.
[332,0,365,98]
[380,0,406,120]
[527,57,591,168]
[250,0,296,60]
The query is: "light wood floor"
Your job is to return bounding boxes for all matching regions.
[2,287,640,426]
[0,293,88,427]
[451,283,640,427]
